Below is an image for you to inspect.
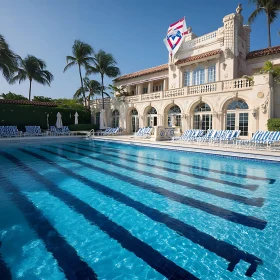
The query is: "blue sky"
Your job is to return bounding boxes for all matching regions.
[0,0,279,99]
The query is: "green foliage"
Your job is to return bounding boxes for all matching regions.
[10,55,54,100]
[108,84,132,97]
[33,96,53,102]
[260,61,280,84]
[0,34,18,81]
[54,98,86,111]
[267,118,280,131]
[86,50,120,109]
[0,103,91,130]
[68,124,99,131]
[1,91,28,100]
[248,0,280,47]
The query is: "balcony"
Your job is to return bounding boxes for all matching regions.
[125,78,253,103]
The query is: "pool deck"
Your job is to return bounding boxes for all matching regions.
[1,135,280,162]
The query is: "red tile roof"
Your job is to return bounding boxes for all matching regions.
[0,99,57,107]
[176,49,223,65]
[114,64,168,82]
[114,49,223,82]
[247,45,280,59]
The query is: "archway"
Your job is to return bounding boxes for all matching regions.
[167,105,181,127]
[112,110,119,128]
[193,102,212,130]
[130,108,139,133]
[225,99,249,136]
[146,107,158,127]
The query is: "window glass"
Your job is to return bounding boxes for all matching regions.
[208,65,216,83]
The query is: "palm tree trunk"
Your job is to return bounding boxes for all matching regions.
[78,64,86,105]
[101,74,104,110]
[267,14,271,47]
[29,79,32,101]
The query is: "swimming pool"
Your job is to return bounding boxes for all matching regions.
[0,139,279,279]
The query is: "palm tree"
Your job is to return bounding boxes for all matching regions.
[64,40,94,101]
[0,34,18,81]
[248,0,280,47]
[74,77,109,108]
[260,60,280,83]
[86,50,120,109]
[10,55,53,101]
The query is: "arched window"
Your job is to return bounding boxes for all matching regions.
[168,105,181,127]
[193,102,212,130]
[226,99,249,136]
[227,100,249,110]
[147,107,157,126]
[147,107,157,115]
[194,102,211,112]
[130,109,139,132]
[193,67,205,85]
[112,110,119,128]
[131,109,138,115]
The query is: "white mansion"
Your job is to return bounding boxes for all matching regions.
[91,7,280,139]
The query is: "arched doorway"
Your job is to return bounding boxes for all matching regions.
[225,99,249,136]
[168,105,181,127]
[130,109,139,132]
[95,112,100,127]
[193,102,212,130]
[112,110,119,128]
[147,107,157,127]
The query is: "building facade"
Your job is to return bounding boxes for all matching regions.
[91,7,280,138]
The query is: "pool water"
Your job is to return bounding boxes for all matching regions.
[0,139,279,279]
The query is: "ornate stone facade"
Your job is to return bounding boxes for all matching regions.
[91,7,280,139]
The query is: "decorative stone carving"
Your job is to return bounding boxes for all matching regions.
[236,4,242,15]
[257,92,264,98]
[261,94,269,114]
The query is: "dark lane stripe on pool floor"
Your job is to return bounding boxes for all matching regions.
[65,143,259,191]
[0,242,12,280]
[13,148,264,276]
[0,173,98,280]
[0,151,198,280]
[49,145,264,208]
[28,147,266,230]
[83,141,275,184]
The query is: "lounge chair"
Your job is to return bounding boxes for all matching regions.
[195,129,215,144]
[181,129,205,143]
[235,131,263,149]
[219,130,241,147]
[2,126,21,137]
[24,126,44,136]
[172,129,193,142]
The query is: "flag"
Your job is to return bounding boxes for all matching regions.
[163,18,188,57]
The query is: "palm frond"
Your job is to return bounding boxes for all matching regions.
[63,61,76,72]
[248,7,263,24]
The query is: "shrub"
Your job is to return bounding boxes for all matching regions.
[267,118,280,131]
[0,104,91,130]
[68,124,99,131]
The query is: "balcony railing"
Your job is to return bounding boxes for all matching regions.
[122,77,253,103]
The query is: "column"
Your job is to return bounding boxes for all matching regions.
[163,79,167,90]
[216,60,220,82]
[204,66,209,84]
[189,71,193,86]
[148,82,153,93]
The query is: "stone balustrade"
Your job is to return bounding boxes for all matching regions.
[183,31,217,49]
[124,77,253,103]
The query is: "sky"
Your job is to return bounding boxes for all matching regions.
[0,0,279,100]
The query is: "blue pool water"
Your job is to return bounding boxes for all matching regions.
[0,139,279,280]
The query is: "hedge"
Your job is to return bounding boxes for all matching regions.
[68,124,99,131]
[0,104,91,130]
[267,118,280,131]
